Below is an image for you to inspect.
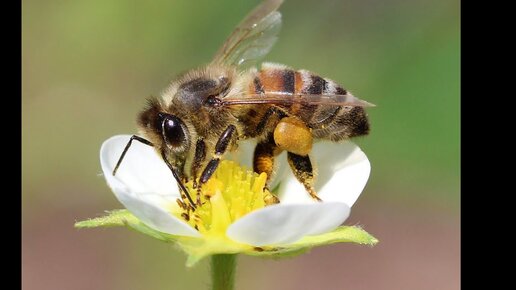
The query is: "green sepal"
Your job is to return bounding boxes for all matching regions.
[176,236,252,267]
[253,225,379,259]
[75,209,178,243]
[75,209,133,228]
[75,210,378,266]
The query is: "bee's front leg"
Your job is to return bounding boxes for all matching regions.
[190,139,207,205]
[197,125,237,203]
[191,139,206,189]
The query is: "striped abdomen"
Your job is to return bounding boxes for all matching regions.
[246,63,369,141]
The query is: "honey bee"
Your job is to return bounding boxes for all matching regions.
[113,0,373,208]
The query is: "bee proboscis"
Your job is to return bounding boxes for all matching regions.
[113,0,373,209]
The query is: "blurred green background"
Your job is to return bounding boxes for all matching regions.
[22,0,459,289]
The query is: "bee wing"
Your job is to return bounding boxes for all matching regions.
[212,0,284,68]
[221,92,375,107]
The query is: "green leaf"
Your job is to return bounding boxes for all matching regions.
[75,209,178,243]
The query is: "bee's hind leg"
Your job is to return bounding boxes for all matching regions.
[273,116,321,202]
[287,152,321,201]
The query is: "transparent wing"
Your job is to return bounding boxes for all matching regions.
[221,92,375,107]
[212,0,284,68]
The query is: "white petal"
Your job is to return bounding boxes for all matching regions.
[226,202,350,246]
[278,141,370,207]
[112,186,201,237]
[101,135,180,196]
[100,135,200,237]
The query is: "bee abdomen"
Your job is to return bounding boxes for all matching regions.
[249,63,369,140]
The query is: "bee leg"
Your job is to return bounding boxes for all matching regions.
[272,117,320,201]
[191,140,207,205]
[253,135,282,205]
[198,125,237,192]
[287,152,321,201]
[191,140,207,188]
[255,107,287,135]
[273,117,313,156]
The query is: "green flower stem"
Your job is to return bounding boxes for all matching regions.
[210,254,237,290]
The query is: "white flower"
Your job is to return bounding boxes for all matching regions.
[99,135,371,247]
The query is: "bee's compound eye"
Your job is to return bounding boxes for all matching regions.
[162,115,187,148]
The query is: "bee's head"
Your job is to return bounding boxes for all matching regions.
[137,98,192,158]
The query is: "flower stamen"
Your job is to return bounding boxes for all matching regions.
[171,160,270,237]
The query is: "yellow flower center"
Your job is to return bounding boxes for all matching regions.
[171,160,272,237]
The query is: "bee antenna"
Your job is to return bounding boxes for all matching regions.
[112,135,196,209]
[112,135,154,176]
